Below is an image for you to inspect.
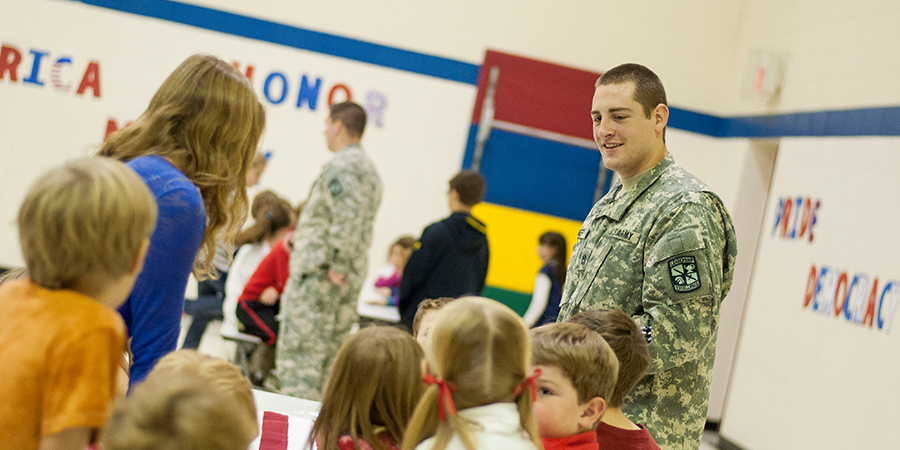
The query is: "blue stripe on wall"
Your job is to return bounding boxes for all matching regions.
[462,125,612,222]
[73,0,900,138]
[670,106,900,138]
[71,0,480,85]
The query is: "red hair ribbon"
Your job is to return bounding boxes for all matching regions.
[423,374,457,421]
[513,368,542,401]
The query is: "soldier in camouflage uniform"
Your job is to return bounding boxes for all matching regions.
[275,102,383,401]
[558,64,737,450]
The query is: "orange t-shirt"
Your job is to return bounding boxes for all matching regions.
[0,279,125,450]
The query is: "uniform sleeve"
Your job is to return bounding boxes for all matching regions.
[325,165,376,275]
[523,272,552,327]
[290,172,335,276]
[43,325,123,436]
[398,225,442,310]
[633,194,730,374]
[121,186,205,388]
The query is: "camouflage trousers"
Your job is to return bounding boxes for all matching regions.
[625,358,712,450]
[274,272,360,401]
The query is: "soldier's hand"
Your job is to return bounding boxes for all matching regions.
[328,269,347,286]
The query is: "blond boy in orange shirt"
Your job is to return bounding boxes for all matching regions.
[0,158,156,450]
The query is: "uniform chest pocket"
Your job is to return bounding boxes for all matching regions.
[564,240,613,311]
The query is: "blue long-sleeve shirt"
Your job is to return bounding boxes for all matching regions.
[120,155,205,388]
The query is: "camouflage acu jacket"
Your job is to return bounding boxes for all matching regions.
[290,144,383,281]
[558,153,737,450]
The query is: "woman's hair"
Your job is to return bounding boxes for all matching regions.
[401,297,542,450]
[101,351,257,450]
[234,190,294,247]
[539,231,568,286]
[97,54,266,280]
[0,267,27,286]
[309,326,425,450]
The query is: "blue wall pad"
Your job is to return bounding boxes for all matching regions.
[71,0,480,85]
[462,126,610,222]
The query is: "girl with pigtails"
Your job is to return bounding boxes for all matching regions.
[402,297,543,450]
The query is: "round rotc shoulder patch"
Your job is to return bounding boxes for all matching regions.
[668,255,701,293]
[328,178,343,197]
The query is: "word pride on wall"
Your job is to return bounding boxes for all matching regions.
[0,41,101,98]
[772,196,818,242]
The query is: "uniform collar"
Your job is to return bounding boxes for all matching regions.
[597,153,674,222]
[336,143,362,153]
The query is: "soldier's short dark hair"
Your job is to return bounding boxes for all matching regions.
[329,101,367,138]
[596,63,667,119]
[567,309,651,408]
[449,171,486,206]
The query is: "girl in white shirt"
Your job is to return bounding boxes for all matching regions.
[522,232,568,328]
[402,297,542,450]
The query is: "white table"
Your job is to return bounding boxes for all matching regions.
[250,389,320,450]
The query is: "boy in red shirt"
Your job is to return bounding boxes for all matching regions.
[0,158,156,450]
[530,323,619,450]
[569,309,661,450]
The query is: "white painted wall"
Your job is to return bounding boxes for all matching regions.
[182,0,747,115]
[724,0,900,114]
[0,1,475,275]
[720,137,900,449]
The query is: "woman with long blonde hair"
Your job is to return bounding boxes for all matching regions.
[402,297,543,450]
[310,326,425,450]
[98,54,266,387]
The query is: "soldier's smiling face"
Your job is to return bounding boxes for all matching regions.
[591,81,668,179]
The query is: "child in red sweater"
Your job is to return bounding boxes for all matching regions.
[530,323,619,450]
[310,326,424,450]
[236,233,292,384]
[568,310,661,450]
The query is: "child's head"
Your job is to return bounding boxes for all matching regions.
[389,236,416,270]
[567,309,651,409]
[100,363,257,450]
[236,190,294,247]
[537,231,568,285]
[246,151,269,187]
[148,350,257,428]
[402,297,542,450]
[18,158,156,297]
[311,326,424,450]
[530,323,618,438]
[412,297,454,348]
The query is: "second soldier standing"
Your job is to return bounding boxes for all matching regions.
[275,102,383,400]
